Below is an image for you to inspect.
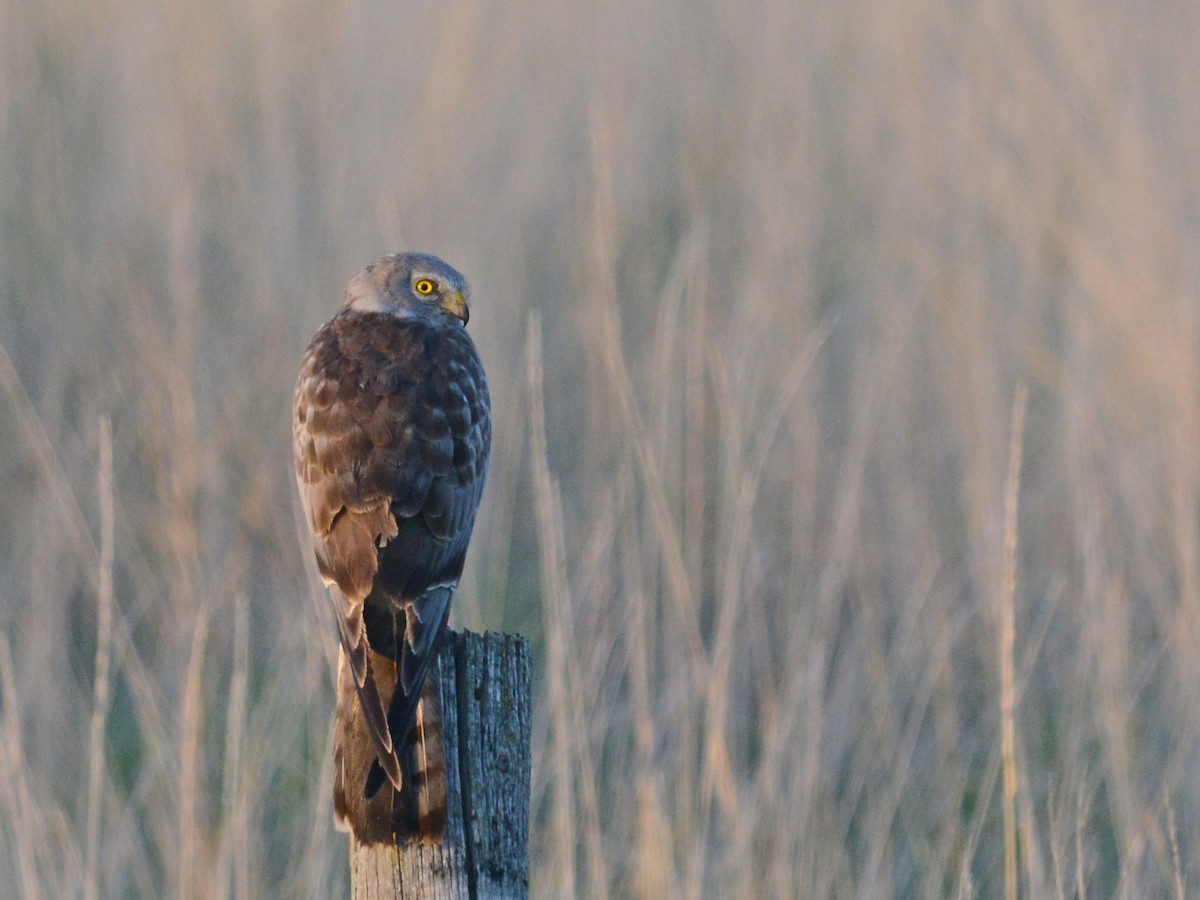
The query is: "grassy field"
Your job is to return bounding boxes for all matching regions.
[2,0,1199,896]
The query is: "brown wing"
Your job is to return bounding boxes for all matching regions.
[293,307,490,836]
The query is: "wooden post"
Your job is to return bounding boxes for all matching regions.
[349,630,532,900]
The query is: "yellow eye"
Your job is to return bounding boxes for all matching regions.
[414,278,437,295]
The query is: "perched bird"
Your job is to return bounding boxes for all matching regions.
[292,253,491,842]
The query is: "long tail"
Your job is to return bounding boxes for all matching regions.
[333,647,448,844]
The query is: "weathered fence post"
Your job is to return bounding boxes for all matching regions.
[349,630,532,899]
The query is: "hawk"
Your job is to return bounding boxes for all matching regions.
[292,252,491,843]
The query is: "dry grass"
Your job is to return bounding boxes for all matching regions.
[2,0,1200,896]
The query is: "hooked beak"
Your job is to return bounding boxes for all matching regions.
[441,290,469,325]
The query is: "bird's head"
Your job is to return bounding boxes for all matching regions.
[344,252,471,325]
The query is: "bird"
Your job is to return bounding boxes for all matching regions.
[292,252,491,843]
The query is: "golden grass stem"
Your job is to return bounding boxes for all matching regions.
[220,593,250,900]
[178,606,209,900]
[1075,783,1089,900]
[1000,383,1028,900]
[84,416,114,900]
[1166,795,1185,900]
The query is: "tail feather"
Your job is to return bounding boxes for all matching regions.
[333,644,448,843]
[408,676,447,836]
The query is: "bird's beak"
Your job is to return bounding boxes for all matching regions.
[442,290,469,325]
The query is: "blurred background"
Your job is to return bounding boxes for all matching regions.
[2,0,1199,896]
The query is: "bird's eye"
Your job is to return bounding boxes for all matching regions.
[414,279,437,295]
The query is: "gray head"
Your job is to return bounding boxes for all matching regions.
[344,252,471,325]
